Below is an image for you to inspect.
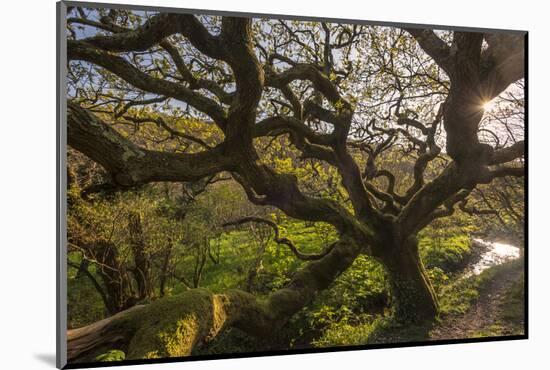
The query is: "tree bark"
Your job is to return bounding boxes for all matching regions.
[128,212,153,300]
[93,241,135,314]
[159,239,173,297]
[378,236,439,323]
[65,16,526,360]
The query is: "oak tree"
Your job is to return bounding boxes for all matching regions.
[65,8,524,361]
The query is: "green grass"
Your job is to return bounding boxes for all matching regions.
[501,274,524,321]
[470,323,507,338]
[439,259,523,316]
[68,206,523,352]
[312,315,436,347]
[172,220,339,294]
[311,259,524,347]
[420,234,472,272]
[67,253,108,328]
[312,318,382,347]
[95,350,125,362]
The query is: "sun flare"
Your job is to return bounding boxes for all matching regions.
[482,99,496,111]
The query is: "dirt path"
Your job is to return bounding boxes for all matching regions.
[430,265,523,340]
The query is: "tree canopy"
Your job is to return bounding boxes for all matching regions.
[64,6,525,363]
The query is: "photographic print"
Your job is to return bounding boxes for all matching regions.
[57,1,527,368]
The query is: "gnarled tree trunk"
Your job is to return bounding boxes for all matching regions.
[64,12,525,363]
[128,212,154,300]
[378,236,439,323]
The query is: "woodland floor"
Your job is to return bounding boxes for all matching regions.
[430,261,525,340]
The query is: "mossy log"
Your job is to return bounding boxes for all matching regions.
[67,238,363,363]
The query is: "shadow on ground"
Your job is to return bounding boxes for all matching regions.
[34,353,56,367]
